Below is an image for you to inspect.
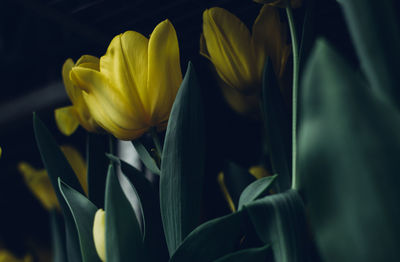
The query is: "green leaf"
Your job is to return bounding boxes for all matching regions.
[170,211,246,262]
[337,0,400,108]
[107,154,169,261]
[105,164,144,261]
[132,139,161,175]
[299,39,400,262]
[59,179,100,262]
[238,175,277,210]
[87,133,109,208]
[261,58,291,191]
[214,245,272,262]
[222,161,256,208]
[160,62,205,255]
[33,113,83,262]
[50,210,67,262]
[245,190,310,262]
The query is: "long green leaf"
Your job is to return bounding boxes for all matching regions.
[87,133,109,208]
[170,211,246,262]
[33,113,83,262]
[132,139,160,175]
[261,58,291,191]
[105,164,144,261]
[59,179,100,262]
[238,175,277,210]
[160,62,205,255]
[299,39,400,262]
[50,210,67,262]
[337,0,400,108]
[214,245,272,262]
[244,190,310,262]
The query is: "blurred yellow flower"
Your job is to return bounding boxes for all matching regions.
[0,250,32,262]
[253,0,302,8]
[70,19,182,140]
[249,165,271,179]
[93,209,106,262]
[18,146,87,210]
[200,6,290,116]
[0,146,2,158]
[55,55,102,136]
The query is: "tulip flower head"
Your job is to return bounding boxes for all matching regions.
[0,250,32,262]
[18,146,87,210]
[93,209,106,261]
[201,6,290,116]
[70,20,182,140]
[55,55,102,136]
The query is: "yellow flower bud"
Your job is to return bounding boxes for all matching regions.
[55,55,102,136]
[200,6,290,116]
[18,146,87,210]
[70,19,182,140]
[93,209,106,261]
[253,0,302,8]
[0,250,32,262]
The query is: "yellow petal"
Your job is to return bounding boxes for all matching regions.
[249,165,271,179]
[0,146,2,158]
[54,106,80,136]
[199,33,210,60]
[60,146,88,195]
[147,19,182,126]
[71,67,148,140]
[100,32,148,121]
[93,209,106,261]
[76,55,100,70]
[217,172,236,212]
[18,162,59,210]
[0,250,33,262]
[202,7,259,93]
[252,5,290,78]
[62,58,80,103]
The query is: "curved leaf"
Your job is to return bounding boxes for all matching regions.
[214,245,272,262]
[238,175,277,210]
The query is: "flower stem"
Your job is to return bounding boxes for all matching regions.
[150,127,163,158]
[286,4,299,190]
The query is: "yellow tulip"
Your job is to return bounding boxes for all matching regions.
[249,165,271,179]
[93,209,106,261]
[55,55,102,136]
[253,0,302,8]
[0,250,32,262]
[70,19,182,140]
[200,6,290,116]
[18,146,88,210]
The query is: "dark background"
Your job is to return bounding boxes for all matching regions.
[0,0,372,260]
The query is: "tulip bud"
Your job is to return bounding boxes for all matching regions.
[93,209,106,261]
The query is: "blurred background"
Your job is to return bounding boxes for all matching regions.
[0,0,361,260]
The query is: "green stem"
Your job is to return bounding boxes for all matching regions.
[150,127,163,157]
[286,4,299,190]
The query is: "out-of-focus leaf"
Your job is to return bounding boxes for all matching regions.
[105,164,144,261]
[59,179,100,262]
[170,211,246,262]
[222,161,256,208]
[261,58,291,191]
[299,39,400,262]
[50,210,67,262]
[87,133,109,208]
[132,139,160,175]
[245,190,310,262]
[337,0,400,108]
[33,113,83,262]
[214,245,272,262]
[238,175,277,210]
[160,62,205,255]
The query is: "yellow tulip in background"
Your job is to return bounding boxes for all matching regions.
[93,209,106,262]
[55,55,102,136]
[70,19,182,140]
[200,5,290,116]
[17,146,87,210]
[0,250,32,262]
